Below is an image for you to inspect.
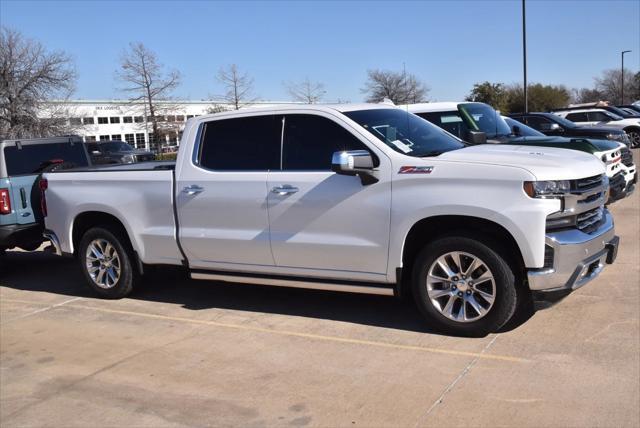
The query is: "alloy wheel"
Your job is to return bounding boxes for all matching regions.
[426,251,496,322]
[85,238,121,289]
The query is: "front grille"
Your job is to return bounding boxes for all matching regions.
[576,207,605,233]
[543,245,554,268]
[621,146,634,167]
[573,174,604,192]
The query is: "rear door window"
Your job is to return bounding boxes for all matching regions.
[565,112,588,122]
[3,141,89,176]
[199,115,281,171]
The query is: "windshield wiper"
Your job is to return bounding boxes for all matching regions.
[418,150,446,157]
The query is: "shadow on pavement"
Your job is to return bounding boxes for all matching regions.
[1,250,536,336]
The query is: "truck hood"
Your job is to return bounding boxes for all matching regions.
[439,144,605,181]
[498,136,620,153]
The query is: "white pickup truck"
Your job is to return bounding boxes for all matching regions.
[42,104,619,335]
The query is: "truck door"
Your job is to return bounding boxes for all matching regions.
[267,113,391,276]
[175,115,281,269]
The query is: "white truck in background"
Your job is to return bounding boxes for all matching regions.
[42,104,619,335]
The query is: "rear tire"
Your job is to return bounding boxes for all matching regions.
[411,236,518,336]
[78,226,136,298]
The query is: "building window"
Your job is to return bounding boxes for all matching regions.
[85,136,97,142]
[124,134,135,144]
[69,117,82,125]
[110,117,120,124]
[83,117,95,125]
[176,115,185,122]
[98,117,108,124]
[123,116,133,123]
[134,116,143,123]
[168,133,177,144]
[156,115,166,122]
[111,134,122,141]
[186,115,194,119]
[99,135,110,141]
[135,133,146,148]
[167,115,176,122]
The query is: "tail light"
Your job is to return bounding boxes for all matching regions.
[39,179,48,217]
[0,188,11,215]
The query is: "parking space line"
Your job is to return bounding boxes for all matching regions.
[413,335,499,427]
[1,297,82,324]
[0,298,529,363]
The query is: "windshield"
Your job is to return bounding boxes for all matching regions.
[343,108,465,157]
[607,106,633,117]
[545,114,577,128]
[100,141,134,152]
[503,117,545,137]
[602,111,623,121]
[458,103,512,138]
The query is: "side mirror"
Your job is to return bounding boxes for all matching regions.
[331,150,378,185]
[464,130,487,144]
[512,125,521,136]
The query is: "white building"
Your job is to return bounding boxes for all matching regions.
[42,100,298,150]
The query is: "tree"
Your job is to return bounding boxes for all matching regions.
[116,42,180,152]
[216,64,257,110]
[465,81,509,112]
[286,77,326,103]
[594,68,638,104]
[361,69,429,104]
[504,83,570,113]
[0,27,77,139]
[571,87,604,104]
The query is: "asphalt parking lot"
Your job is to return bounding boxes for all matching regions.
[1,164,639,427]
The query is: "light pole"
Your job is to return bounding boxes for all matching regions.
[522,0,528,113]
[621,50,631,104]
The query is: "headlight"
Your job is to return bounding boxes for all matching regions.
[523,180,570,198]
[606,133,623,141]
[122,154,135,163]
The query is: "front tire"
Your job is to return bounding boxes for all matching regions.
[412,236,518,336]
[626,129,640,148]
[78,226,136,298]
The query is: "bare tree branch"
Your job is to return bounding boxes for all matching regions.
[286,77,326,104]
[361,69,429,104]
[215,64,257,110]
[116,42,180,152]
[0,26,77,139]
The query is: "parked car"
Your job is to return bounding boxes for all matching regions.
[507,112,630,146]
[42,104,618,336]
[559,103,640,119]
[405,102,628,202]
[552,109,640,148]
[617,104,640,114]
[618,143,637,195]
[86,140,155,165]
[502,117,628,202]
[1,136,90,254]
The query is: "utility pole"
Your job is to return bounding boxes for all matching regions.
[522,0,528,113]
[621,50,631,104]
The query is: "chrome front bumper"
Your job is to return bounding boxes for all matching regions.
[528,210,618,292]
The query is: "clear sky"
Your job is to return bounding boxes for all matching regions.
[1,0,639,103]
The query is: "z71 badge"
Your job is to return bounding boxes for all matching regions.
[398,166,434,174]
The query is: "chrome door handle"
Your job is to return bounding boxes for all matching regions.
[183,184,204,195]
[271,185,299,195]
